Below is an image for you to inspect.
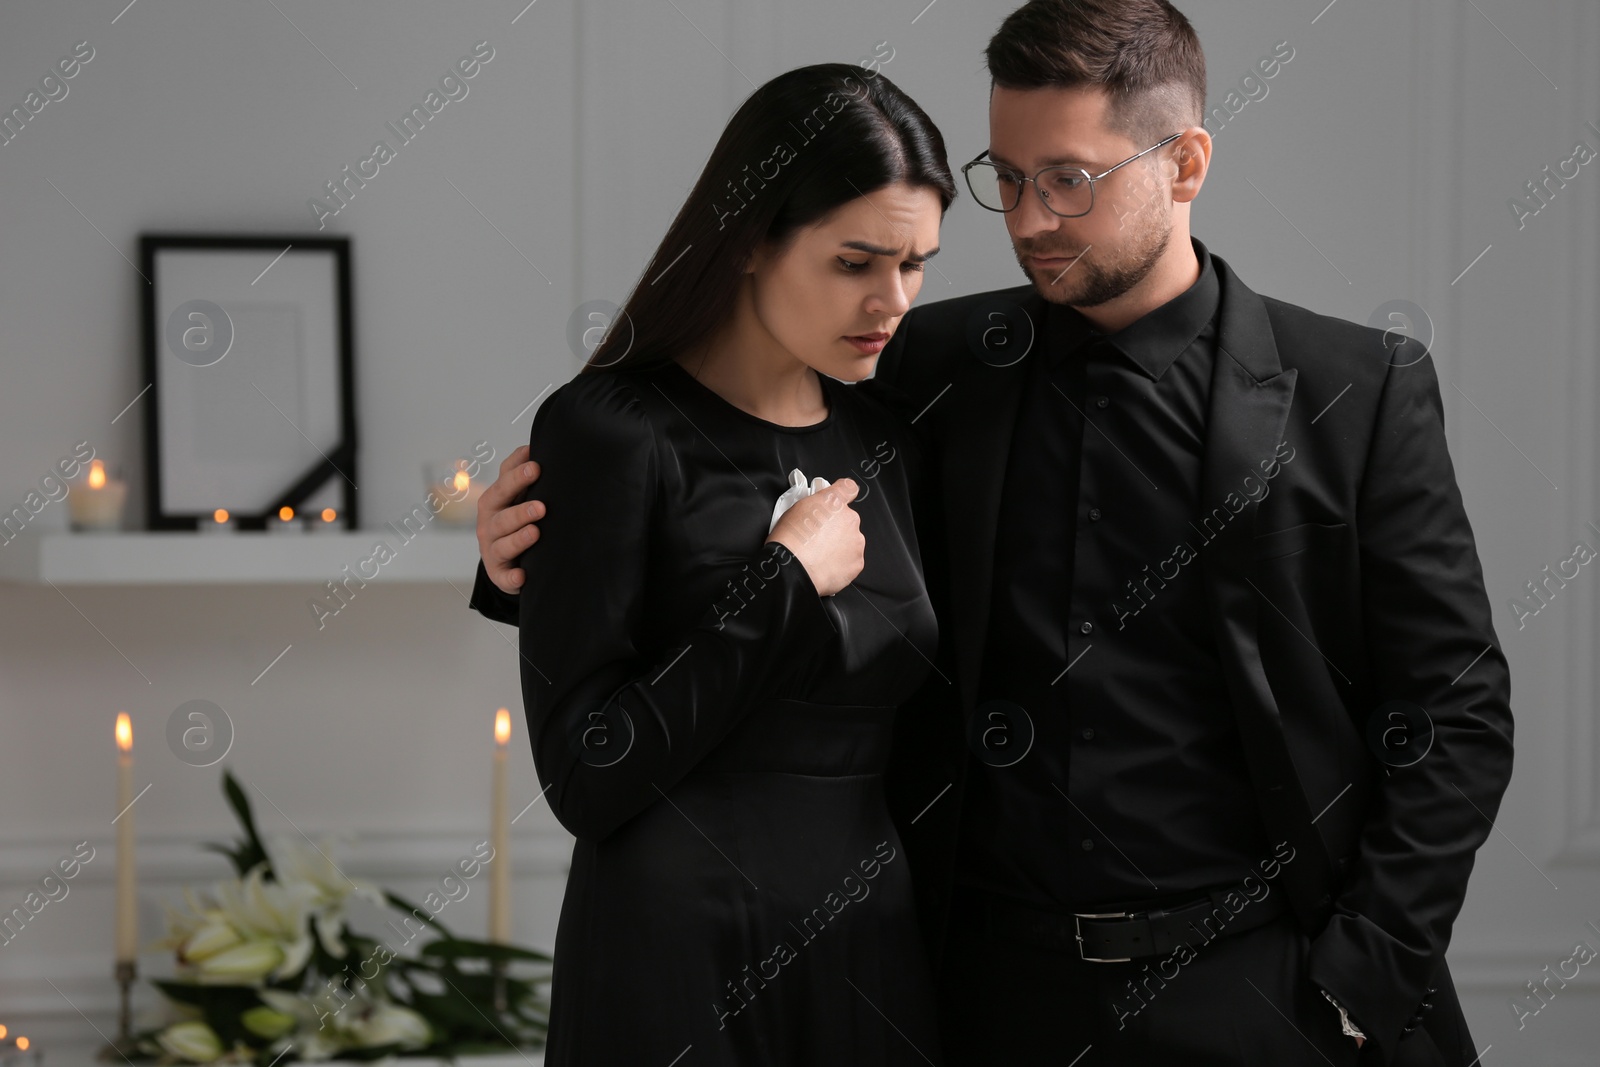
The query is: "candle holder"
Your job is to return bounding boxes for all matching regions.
[93,958,139,1061]
[68,461,129,532]
[198,509,236,534]
[267,507,304,535]
[309,508,344,534]
[2,1036,43,1067]
[426,460,485,528]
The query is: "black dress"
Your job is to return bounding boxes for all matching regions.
[512,359,943,1065]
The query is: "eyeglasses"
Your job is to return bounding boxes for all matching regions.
[962,132,1184,218]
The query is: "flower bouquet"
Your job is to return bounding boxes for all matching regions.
[123,770,551,1064]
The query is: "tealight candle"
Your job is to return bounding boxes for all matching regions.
[67,459,127,532]
[268,505,304,534]
[3,1032,41,1067]
[428,461,484,527]
[310,507,343,534]
[199,508,236,534]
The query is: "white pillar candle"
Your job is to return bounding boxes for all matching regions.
[488,708,512,942]
[114,713,137,963]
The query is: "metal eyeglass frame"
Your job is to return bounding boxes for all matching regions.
[961,132,1185,218]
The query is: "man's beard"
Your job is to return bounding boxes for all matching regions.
[1018,209,1173,308]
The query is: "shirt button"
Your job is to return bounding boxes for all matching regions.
[1087,507,1102,521]
[1081,727,1095,741]
[1080,621,1094,634]
[1095,395,1109,408]
[1081,838,1095,851]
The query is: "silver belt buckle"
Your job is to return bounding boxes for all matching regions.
[1073,910,1133,962]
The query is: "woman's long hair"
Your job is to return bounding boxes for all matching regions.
[583,63,956,374]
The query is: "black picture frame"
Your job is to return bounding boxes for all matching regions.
[140,234,358,531]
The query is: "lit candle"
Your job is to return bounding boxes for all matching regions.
[114,713,137,964]
[268,505,303,534]
[310,507,343,534]
[68,460,127,531]
[200,508,236,534]
[488,708,511,942]
[6,1031,40,1067]
[434,464,485,527]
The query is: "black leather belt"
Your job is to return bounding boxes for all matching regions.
[962,880,1291,962]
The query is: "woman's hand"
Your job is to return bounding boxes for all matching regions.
[766,478,863,597]
[477,444,546,596]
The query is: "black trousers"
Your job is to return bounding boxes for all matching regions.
[936,889,1455,1067]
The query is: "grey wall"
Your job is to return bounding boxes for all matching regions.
[1,1,1596,1062]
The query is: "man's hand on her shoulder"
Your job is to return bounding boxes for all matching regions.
[478,444,545,596]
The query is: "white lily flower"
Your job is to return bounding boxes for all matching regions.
[192,939,285,984]
[267,834,386,958]
[155,1020,223,1063]
[256,989,354,1062]
[212,864,317,980]
[178,917,243,963]
[151,886,227,954]
[350,1002,432,1050]
[156,865,313,984]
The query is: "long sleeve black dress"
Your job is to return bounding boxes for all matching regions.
[510,358,943,1065]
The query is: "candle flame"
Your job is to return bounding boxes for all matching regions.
[494,707,511,745]
[453,470,471,493]
[15,1037,27,1051]
[279,506,295,521]
[0,1024,8,1039]
[88,460,106,489]
[115,712,132,752]
[321,508,337,522]
[214,509,230,523]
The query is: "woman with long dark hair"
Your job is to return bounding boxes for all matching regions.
[510,63,954,1063]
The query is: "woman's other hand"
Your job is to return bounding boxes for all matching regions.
[478,444,546,596]
[766,478,864,597]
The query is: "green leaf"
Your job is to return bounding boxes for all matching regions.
[419,938,553,964]
[218,769,272,878]
[150,979,263,1010]
[384,891,454,939]
[403,990,490,1030]
[330,1042,406,1062]
[199,840,253,877]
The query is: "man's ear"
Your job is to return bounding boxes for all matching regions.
[1170,127,1213,205]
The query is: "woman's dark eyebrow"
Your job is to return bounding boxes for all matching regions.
[840,240,941,261]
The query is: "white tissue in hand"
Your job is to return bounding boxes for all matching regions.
[768,467,831,534]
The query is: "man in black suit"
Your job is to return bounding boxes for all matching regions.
[468,2,1513,1063]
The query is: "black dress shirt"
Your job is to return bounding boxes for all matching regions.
[955,236,1275,912]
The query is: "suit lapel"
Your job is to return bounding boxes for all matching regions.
[1199,254,1335,928]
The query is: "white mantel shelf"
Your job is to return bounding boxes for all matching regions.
[0,530,482,585]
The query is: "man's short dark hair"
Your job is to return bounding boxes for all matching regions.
[985,0,1206,151]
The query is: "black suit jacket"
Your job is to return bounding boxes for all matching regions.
[467,246,1514,1064]
[865,247,1514,1065]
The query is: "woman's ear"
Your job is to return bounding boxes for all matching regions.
[746,231,797,276]
[743,239,769,275]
